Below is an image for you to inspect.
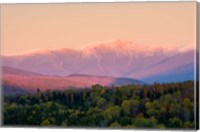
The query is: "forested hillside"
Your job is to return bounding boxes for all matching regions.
[3,81,195,129]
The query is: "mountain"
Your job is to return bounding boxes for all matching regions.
[2,39,195,83]
[2,66,144,95]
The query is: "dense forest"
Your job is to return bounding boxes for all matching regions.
[3,81,195,129]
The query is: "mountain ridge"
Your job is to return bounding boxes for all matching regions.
[2,39,193,57]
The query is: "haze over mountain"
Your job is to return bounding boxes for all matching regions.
[2,66,144,95]
[2,39,195,83]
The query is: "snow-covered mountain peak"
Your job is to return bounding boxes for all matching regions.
[4,39,193,58]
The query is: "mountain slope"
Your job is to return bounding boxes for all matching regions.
[2,66,42,76]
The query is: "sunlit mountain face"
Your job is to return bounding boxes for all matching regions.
[2,39,195,83]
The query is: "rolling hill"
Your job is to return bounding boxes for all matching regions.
[2,66,144,95]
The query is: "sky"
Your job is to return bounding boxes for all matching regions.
[1,2,197,55]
